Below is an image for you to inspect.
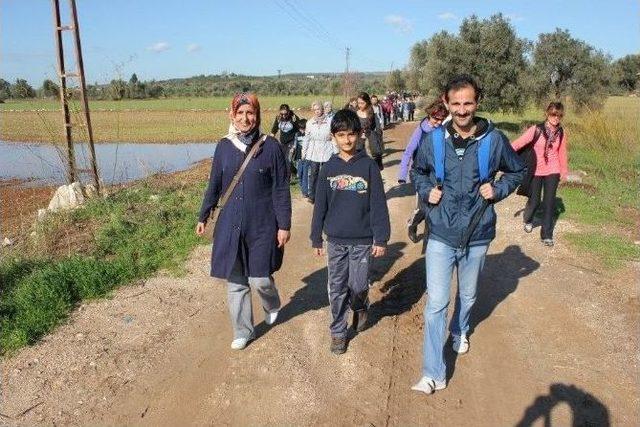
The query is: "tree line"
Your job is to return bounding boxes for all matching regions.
[391,14,640,111]
[0,72,388,103]
[2,15,638,111]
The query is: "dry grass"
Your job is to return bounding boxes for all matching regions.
[1,110,282,143]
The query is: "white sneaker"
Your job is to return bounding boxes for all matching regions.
[411,376,446,394]
[230,337,250,350]
[265,310,279,326]
[452,334,469,354]
[524,223,533,233]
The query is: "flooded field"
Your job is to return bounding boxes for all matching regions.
[0,141,216,186]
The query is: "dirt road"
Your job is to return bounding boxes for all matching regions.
[2,123,638,426]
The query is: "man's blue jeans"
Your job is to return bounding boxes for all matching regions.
[422,239,489,381]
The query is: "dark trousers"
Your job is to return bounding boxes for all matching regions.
[308,161,324,201]
[327,242,371,339]
[523,174,560,239]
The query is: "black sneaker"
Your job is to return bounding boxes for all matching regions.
[330,337,347,354]
[542,238,554,247]
[353,310,369,333]
[408,224,419,243]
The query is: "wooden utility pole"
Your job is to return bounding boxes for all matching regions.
[51,0,100,194]
[69,0,99,194]
[51,0,76,183]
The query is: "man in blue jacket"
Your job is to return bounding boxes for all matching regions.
[410,75,525,395]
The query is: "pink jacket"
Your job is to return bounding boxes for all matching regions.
[511,125,568,179]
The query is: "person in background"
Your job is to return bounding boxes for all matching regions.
[371,95,385,130]
[304,101,334,203]
[401,97,411,121]
[381,96,393,126]
[271,103,300,147]
[293,119,309,197]
[310,109,390,354]
[270,103,300,171]
[323,100,335,121]
[511,101,568,247]
[397,99,449,242]
[345,97,358,111]
[408,96,416,121]
[355,92,384,170]
[196,93,292,351]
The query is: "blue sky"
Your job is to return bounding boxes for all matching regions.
[2,0,639,85]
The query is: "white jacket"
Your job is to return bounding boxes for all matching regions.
[302,115,335,162]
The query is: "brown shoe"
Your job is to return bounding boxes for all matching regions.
[330,337,347,354]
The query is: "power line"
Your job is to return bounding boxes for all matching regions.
[272,0,388,72]
[282,0,341,47]
[273,0,334,49]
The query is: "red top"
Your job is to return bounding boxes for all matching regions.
[512,125,568,179]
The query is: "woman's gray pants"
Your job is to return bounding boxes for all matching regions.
[227,257,281,340]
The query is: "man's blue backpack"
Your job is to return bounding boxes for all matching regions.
[427,125,493,248]
[429,125,492,186]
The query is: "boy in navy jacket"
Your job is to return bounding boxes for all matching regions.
[310,109,391,355]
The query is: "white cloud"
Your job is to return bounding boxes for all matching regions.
[437,12,457,21]
[384,15,413,34]
[147,42,170,53]
[187,43,201,53]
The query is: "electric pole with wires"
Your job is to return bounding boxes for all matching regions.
[342,47,355,99]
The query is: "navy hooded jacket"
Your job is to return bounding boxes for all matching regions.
[410,118,525,248]
[310,151,390,248]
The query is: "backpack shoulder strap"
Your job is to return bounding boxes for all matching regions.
[477,135,492,183]
[430,126,446,186]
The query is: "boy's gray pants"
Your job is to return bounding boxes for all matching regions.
[227,256,281,340]
[327,241,371,339]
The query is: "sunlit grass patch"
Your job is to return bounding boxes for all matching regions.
[566,232,640,269]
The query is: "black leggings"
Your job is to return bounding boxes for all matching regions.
[523,174,560,239]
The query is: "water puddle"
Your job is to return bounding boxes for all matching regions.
[0,141,217,186]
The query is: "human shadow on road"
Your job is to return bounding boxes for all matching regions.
[445,245,540,380]
[368,255,426,328]
[264,242,408,340]
[383,159,401,169]
[386,183,415,200]
[515,383,610,426]
[383,148,404,158]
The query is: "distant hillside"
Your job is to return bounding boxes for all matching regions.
[80,71,390,100]
[152,71,389,97]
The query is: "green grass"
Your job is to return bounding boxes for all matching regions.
[566,233,640,269]
[0,179,205,355]
[0,95,341,112]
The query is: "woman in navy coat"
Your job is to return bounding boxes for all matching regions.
[196,93,292,350]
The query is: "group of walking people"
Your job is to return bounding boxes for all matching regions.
[269,93,386,204]
[195,73,568,395]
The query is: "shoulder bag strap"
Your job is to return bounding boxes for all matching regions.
[216,135,267,211]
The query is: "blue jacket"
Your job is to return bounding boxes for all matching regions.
[199,135,291,279]
[410,119,524,248]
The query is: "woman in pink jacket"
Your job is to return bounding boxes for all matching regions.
[511,102,568,247]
